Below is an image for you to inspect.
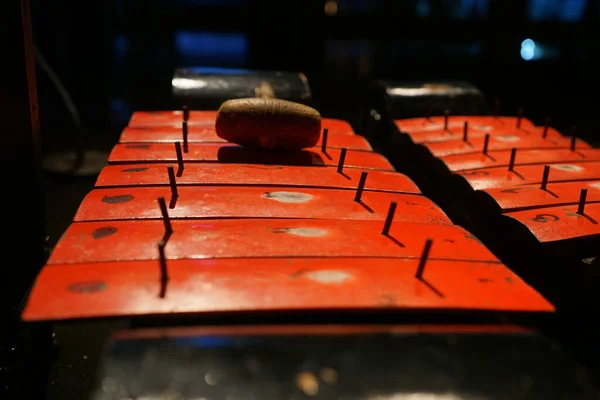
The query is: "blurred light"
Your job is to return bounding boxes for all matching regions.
[175,31,248,67]
[528,0,588,22]
[113,35,128,60]
[520,38,536,61]
[324,0,338,16]
[416,0,430,17]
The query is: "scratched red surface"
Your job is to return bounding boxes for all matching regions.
[506,203,600,243]
[404,125,564,144]
[74,187,451,224]
[395,116,536,133]
[480,181,600,212]
[119,126,372,150]
[47,219,496,265]
[457,161,600,190]
[128,111,355,134]
[441,148,600,172]
[21,257,554,322]
[95,164,418,193]
[108,143,394,171]
[424,135,590,158]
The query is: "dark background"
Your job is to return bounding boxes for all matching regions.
[4,1,600,399]
[32,0,600,149]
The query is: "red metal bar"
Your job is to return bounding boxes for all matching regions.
[108,143,394,170]
[47,219,497,265]
[128,110,355,134]
[481,181,600,212]
[95,163,417,192]
[22,257,554,322]
[442,148,600,172]
[506,202,600,243]
[395,116,536,133]
[424,135,590,158]
[457,162,600,190]
[120,126,372,150]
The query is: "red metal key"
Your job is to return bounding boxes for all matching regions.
[108,143,394,171]
[442,148,600,172]
[47,219,497,265]
[95,164,419,193]
[22,257,553,322]
[74,186,452,225]
[425,135,590,158]
[457,162,600,190]
[506,202,600,243]
[119,126,373,151]
[405,124,564,144]
[480,181,600,212]
[395,115,536,134]
[128,110,356,134]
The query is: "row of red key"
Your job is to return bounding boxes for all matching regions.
[397,114,600,246]
[21,110,554,322]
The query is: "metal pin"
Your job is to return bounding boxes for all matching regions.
[508,148,517,171]
[570,126,577,151]
[354,172,368,202]
[416,239,433,279]
[463,121,468,142]
[483,133,490,155]
[182,105,189,122]
[541,165,550,190]
[337,148,347,173]
[443,110,449,130]
[157,240,169,287]
[321,128,329,153]
[382,201,397,236]
[517,107,524,128]
[158,196,173,233]
[167,166,178,199]
[175,141,184,173]
[577,188,588,215]
[182,121,189,152]
[494,98,500,117]
[542,117,550,138]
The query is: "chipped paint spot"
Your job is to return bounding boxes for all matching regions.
[270,227,326,237]
[589,182,600,190]
[68,281,107,293]
[102,194,134,204]
[122,167,148,173]
[379,293,397,307]
[551,164,583,172]
[305,270,353,284]
[494,135,520,142]
[92,227,118,239]
[262,191,313,203]
[478,278,494,283]
[125,144,150,149]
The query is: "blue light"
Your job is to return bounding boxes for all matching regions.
[528,0,588,22]
[520,39,536,61]
[175,31,248,67]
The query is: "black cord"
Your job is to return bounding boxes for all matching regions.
[33,45,85,173]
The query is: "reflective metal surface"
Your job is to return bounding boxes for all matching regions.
[90,326,599,400]
[171,67,312,109]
